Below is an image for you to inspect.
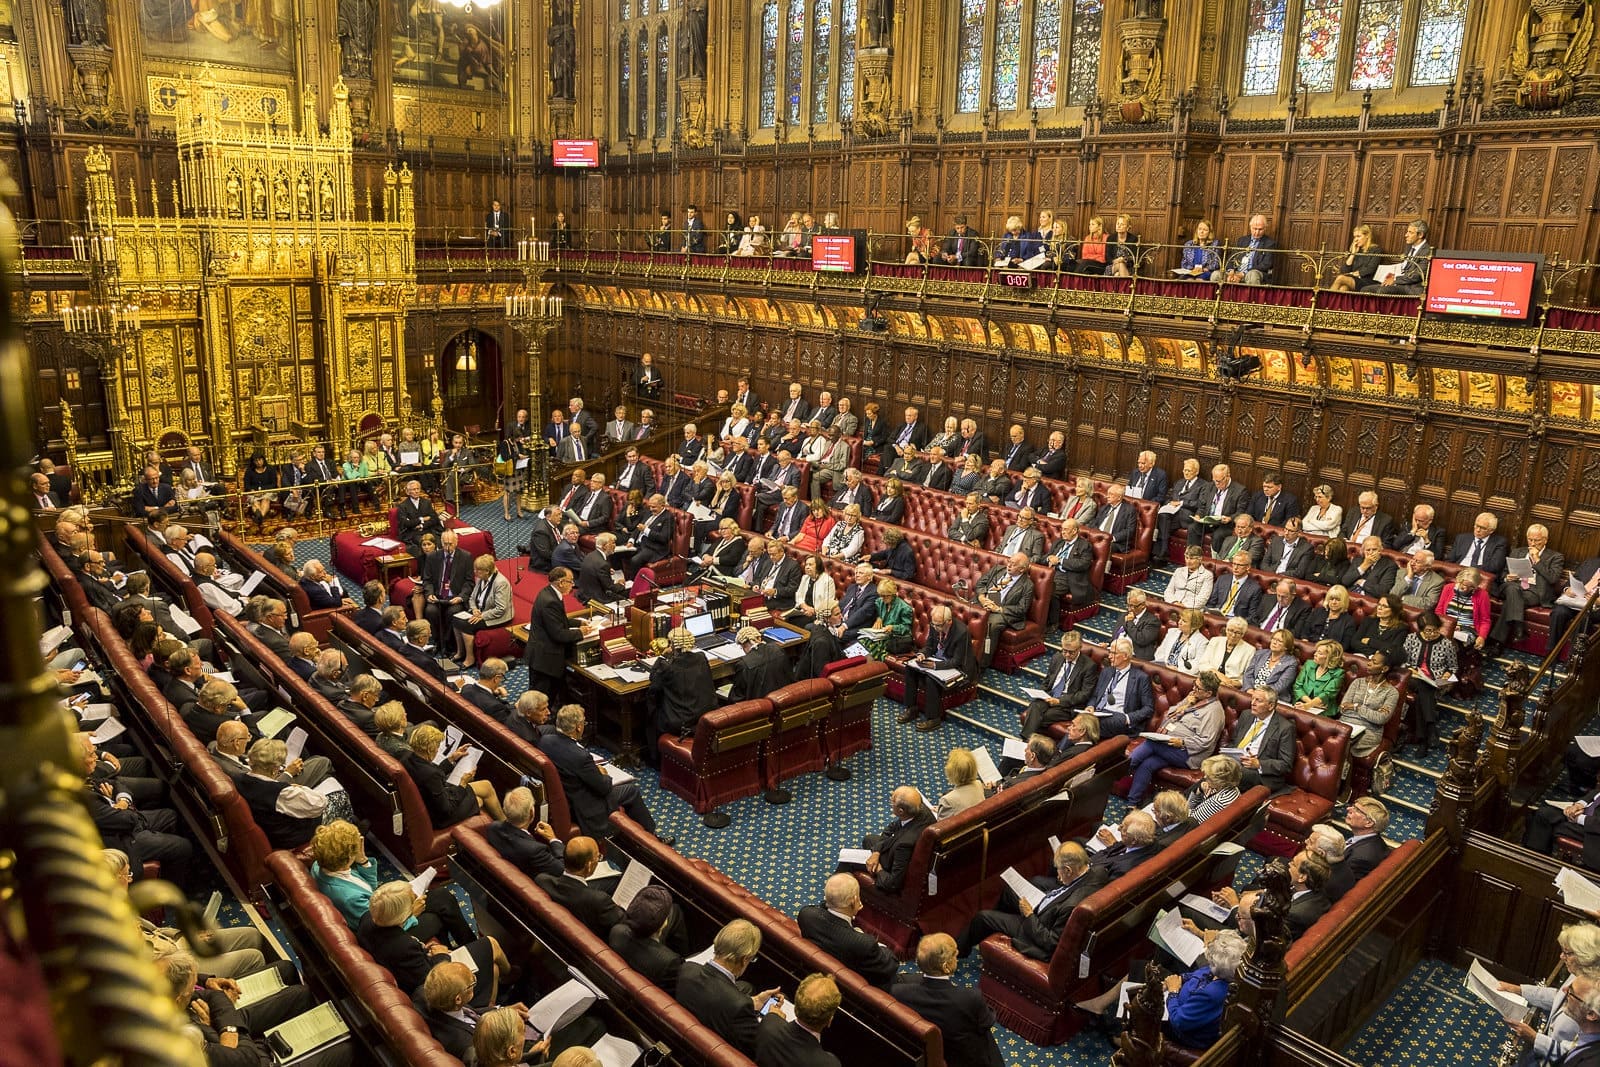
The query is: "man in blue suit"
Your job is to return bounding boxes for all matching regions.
[1125,450,1169,504]
[680,204,707,253]
[1208,552,1264,621]
[1246,473,1300,528]
[1083,638,1153,735]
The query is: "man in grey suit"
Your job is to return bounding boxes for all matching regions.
[1360,219,1432,295]
[1231,688,1298,794]
[1493,523,1565,646]
[452,554,513,668]
[974,553,1036,668]
[1212,513,1265,566]
[1392,550,1445,609]
[856,786,935,895]
[993,507,1047,562]
[1186,463,1248,553]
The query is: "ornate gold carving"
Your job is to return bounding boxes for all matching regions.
[1502,0,1595,109]
[142,330,179,402]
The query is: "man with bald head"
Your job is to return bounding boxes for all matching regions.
[535,835,625,935]
[973,551,1037,668]
[955,841,1105,958]
[854,787,935,895]
[208,719,330,786]
[899,604,978,732]
[1494,523,1566,646]
[891,934,1006,1067]
[1215,213,1279,285]
[797,873,900,988]
[625,492,674,578]
[1188,463,1249,551]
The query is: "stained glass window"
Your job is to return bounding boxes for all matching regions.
[621,0,629,19]
[1295,0,1342,92]
[657,0,668,13]
[1064,0,1102,107]
[1241,0,1288,95]
[637,30,649,135]
[954,0,986,112]
[656,25,669,135]
[1411,0,1466,86]
[759,0,779,126]
[618,33,631,138]
[812,0,833,123]
[989,0,1024,109]
[785,0,805,124]
[1348,0,1401,88]
[838,0,857,120]
[1030,0,1060,108]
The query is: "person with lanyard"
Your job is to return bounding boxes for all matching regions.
[898,605,977,733]
[1437,565,1491,653]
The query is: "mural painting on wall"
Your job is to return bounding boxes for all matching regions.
[140,0,296,69]
[391,0,504,91]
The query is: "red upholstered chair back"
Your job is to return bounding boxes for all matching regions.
[1286,707,1351,801]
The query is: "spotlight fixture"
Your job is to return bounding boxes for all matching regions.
[1214,322,1262,381]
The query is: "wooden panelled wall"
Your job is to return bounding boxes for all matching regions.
[593,125,1600,279]
[551,304,1600,562]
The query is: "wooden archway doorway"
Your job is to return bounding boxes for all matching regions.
[439,329,502,436]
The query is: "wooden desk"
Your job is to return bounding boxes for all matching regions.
[375,552,415,586]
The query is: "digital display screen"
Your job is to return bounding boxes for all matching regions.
[1424,253,1541,319]
[811,234,857,272]
[551,140,601,168]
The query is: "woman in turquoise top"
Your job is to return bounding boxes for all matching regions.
[309,820,476,944]
[1291,639,1346,714]
[341,447,373,482]
[861,577,913,659]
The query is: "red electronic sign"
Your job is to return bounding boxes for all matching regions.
[811,234,857,272]
[551,139,601,168]
[1424,254,1540,319]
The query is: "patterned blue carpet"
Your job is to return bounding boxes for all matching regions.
[226,499,1557,1064]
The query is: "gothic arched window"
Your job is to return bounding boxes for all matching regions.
[1242,0,1468,97]
[614,0,675,142]
[955,0,1103,114]
[755,0,861,129]
[655,24,670,136]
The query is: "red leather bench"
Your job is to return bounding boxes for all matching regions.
[854,737,1131,959]
[822,658,889,769]
[977,786,1272,1045]
[659,698,774,822]
[217,528,354,641]
[122,524,218,640]
[329,503,490,584]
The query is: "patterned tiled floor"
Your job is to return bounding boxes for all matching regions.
[233,500,1553,1064]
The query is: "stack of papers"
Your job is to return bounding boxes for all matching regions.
[234,965,287,1008]
[1086,823,1122,854]
[39,624,72,658]
[1000,867,1045,910]
[611,859,655,907]
[263,1002,351,1063]
[528,978,601,1038]
[837,847,873,866]
[446,747,483,785]
[1465,959,1528,1022]
[361,536,403,550]
[254,708,297,740]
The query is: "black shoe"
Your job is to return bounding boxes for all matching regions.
[896,709,917,724]
[915,719,942,732]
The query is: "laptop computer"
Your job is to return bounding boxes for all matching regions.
[685,611,735,650]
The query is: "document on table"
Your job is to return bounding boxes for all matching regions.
[1556,866,1600,911]
[446,747,482,785]
[285,727,309,765]
[254,707,297,739]
[838,848,873,866]
[1180,893,1233,924]
[409,867,436,897]
[361,536,403,550]
[1466,958,1529,1022]
[527,979,598,1038]
[1150,907,1206,967]
[612,859,655,908]
[971,745,1002,787]
[264,1003,351,1065]
[1000,867,1045,910]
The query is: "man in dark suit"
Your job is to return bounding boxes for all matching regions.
[567,397,598,452]
[40,458,72,503]
[1254,578,1311,637]
[1261,517,1316,579]
[1033,430,1068,480]
[1206,851,1331,945]
[483,198,508,247]
[755,973,844,1067]
[830,468,875,513]
[1208,552,1264,621]
[626,494,676,578]
[1212,512,1265,566]
[1216,214,1280,284]
[1360,218,1432,295]
[945,493,990,549]
[568,473,614,534]
[898,606,978,732]
[552,523,585,573]
[1083,637,1154,736]
[250,599,295,659]
[1125,450,1169,504]
[609,886,686,995]
[1246,474,1299,528]
[836,562,881,644]
[374,607,409,651]
[483,786,566,879]
[1006,468,1051,512]
[419,529,474,637]
[1094,483,1139,553]
[614,447,656,496]
[1340,536,1399,600]
[891,935,1006,1067]
[887,406,931,460]
[538,703,669,842]
[921,447,954,491]
[523,567,591,703]
[132,465,178,519]
[797,874,900,989]
[1088,810,1163,877]
[28,472,62,510]
[1339,490,1396,544]
[397,619,449,683]
[502,689,555,745]
[1041,518,1095,630]
[1343,797,1393,880]
[973,553,1036,668]
[577,532,629,605]
[336,674,384,737]
[731,627,794,702]
[1185,463,1249,552]
[680,203,707,253]
[677,919,785,1058]
[1109,589,1162,660]
[395,480,441,557]
[1445,511,1509,579]
[352,581,388,633]
[998,424,1036,472]
[1154,457,1206,558]
[938,215,987,266]
[1019,632,1101,738]
[881,447,929,485]
[286,632,320,681]
[759,539,803,612]
[956,842,1105,958]
[535,835,626,937]
[1386,502,1447,557]
[1494,523,1565,645]
[1231,688,1298,794]
[457,658,513,718]
[856,787,935,895]
[733,377,759,414]
[527,506,563,573]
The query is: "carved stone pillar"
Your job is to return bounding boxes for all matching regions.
[678,76,707,148]
[1116,15,1167,123]
[855,47,894,136]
